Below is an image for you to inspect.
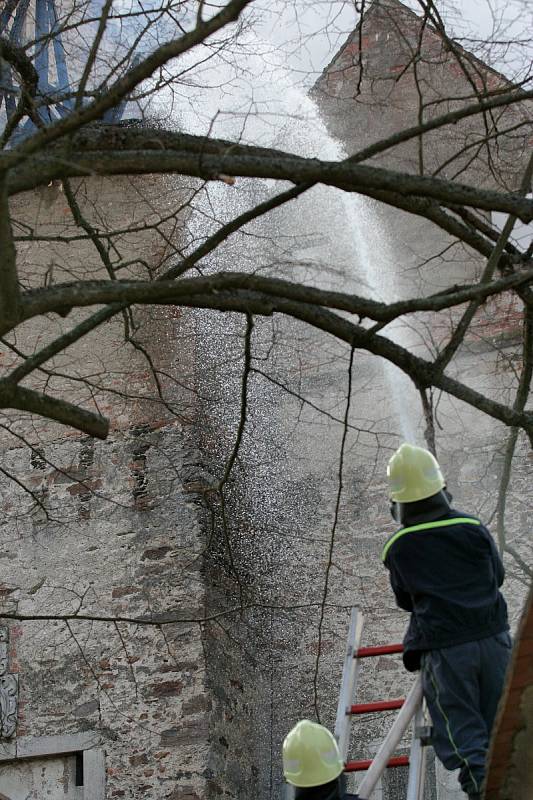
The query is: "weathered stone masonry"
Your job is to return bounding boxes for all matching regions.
[0,3,531,799]
[0,175,213,799]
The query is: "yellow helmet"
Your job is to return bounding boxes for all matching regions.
[283,720,344,787]
[387,443,445,503]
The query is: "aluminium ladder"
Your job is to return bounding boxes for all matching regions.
[334,608,430,800]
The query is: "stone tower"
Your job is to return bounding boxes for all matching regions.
[0,1,531,800]
[0,1,216,796]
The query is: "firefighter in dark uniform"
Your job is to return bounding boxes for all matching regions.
[383,443,511,800]
[283,720,358,800]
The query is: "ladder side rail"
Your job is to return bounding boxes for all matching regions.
[334,608,364,762]
[406,699,426,800]
[356,675,423,800]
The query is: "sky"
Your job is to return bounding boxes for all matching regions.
[73,0,532,146]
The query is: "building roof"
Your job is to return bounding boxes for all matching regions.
[315,0,515,94]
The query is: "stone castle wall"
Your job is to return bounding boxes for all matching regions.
[0,3,531,799]
[0,175,214,800]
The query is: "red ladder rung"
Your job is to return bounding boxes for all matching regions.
[344,755,410,772]
[349,698,405,715]
[355,644,404,658]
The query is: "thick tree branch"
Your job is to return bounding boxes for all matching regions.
[0,383,109,438]
[0,173,20,325]
[354,186,511,268]
[259,297,533,436]
[8,147,533,222]
[2,270,532,436]
[14,268,533,332]
[47,89,533,159]
[15,282,533,434]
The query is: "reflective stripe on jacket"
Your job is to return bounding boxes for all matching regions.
[382,511,509,672]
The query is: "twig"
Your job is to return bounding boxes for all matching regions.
[312,346,354,721]
[494,305,533,557]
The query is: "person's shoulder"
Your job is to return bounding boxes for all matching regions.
[381,525,410,563]
[446,509,484,528]
[447,509,494,542]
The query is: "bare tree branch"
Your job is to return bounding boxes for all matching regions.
[435,151,533,374]
[1,384,109,438]
[313,345,354,721]
[0,172,20,325]
[8,145,533,222]
[15,267,533,332]
[1,0,256,166]
[495,304,533,550]
[0,35,39,147]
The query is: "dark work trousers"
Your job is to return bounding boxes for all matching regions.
[421,632,512,796]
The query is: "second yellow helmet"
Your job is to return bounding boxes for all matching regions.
[283,720,344,787]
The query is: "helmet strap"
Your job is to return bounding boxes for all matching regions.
[397,490,453,527]
[390,501,402,523]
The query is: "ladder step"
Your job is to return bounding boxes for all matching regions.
[350,698,405,715]
[344,755,410,772]
[355,644,404,658]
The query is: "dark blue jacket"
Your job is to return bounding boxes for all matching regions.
[382,510,509,671]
